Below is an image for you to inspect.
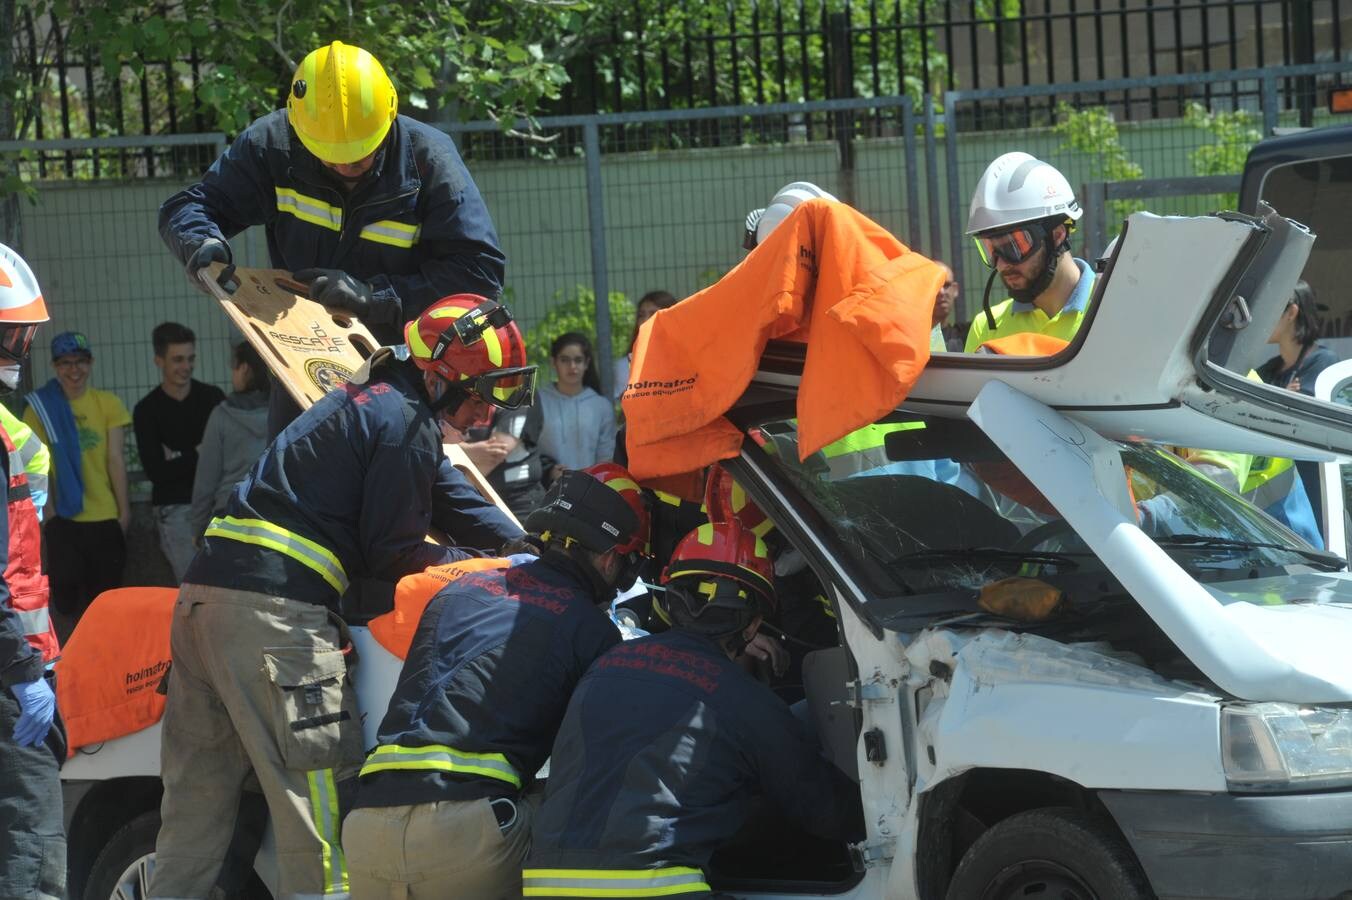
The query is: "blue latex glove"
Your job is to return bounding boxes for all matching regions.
[11,677,54,747]
[506,553,537,567]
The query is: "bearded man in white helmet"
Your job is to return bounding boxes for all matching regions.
[963,152,1095,352]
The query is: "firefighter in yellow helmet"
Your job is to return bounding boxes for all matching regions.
[160,40,506,434]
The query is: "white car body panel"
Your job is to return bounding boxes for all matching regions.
[63,209,1352,900]
[913,630,1226,792]
[61,720,163,780]
[970,378,1352,703]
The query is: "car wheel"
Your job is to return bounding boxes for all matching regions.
[83,809,159,900]
[945,807,1153,900]
[82,808,273,900]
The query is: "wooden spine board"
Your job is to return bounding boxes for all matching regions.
[199,262,520,528]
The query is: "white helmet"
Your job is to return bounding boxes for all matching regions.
[965,152,1081,236]
[0,243,48,327]
[745,181,837,249]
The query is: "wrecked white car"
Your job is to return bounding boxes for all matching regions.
[61,203,1352,898]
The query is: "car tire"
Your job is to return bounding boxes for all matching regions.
[944,807,1152,900]
[83,809,271,900]
[83,809,160,900]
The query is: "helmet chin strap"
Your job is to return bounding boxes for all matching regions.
[981,269,1000,330]
[1008,228,1069,306]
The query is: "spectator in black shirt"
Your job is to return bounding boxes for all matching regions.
[132,322,224,582]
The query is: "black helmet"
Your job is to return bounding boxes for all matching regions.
[525,469,642,555]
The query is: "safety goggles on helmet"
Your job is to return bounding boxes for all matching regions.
[974,223,1049,268]
[439,299,516,356]
[463,364,538,410]
[0,323,38,363]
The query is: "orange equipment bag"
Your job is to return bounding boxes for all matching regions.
[54,586,176,757]
[369,557,512,660]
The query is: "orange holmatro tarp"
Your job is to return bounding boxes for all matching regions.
[621,199,945,480]
[54,586,177,756]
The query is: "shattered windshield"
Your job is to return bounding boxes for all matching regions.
[749,414,1338,611]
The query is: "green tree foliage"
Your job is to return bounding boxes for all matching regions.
[1185,102,1261,176]
[523,285,634,373]
[7,0,604,137]
[1054,103,1145,230]
[1184,101,1260,210]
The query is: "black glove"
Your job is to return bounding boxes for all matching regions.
[293,268,373,318]
[500,534,543,558]
[185,238,232,290]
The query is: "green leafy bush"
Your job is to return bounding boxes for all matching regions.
[523,285,635,374]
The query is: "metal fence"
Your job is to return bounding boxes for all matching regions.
[5,60,1352,411]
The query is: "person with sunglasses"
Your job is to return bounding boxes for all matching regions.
[150,295,534,900]
[962,151,1094,353]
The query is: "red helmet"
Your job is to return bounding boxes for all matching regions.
[584,462,650,556]
[661,520,775,615]
[405,294,536,409]
[704,466,773,539]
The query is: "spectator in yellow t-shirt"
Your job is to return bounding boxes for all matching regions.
[23,332,130,634]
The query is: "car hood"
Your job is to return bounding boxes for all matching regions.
[971,379,1352,704]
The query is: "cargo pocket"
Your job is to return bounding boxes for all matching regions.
[262,647,358,771]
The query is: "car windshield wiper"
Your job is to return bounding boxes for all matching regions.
[1155,533,1345,570]
[887,547,1083,571]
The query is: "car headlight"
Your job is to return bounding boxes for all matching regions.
[1222,702,1352,792]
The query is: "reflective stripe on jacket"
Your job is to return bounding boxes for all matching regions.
[522,866,711,898]
[204,515,349,594]
[0,423,48,685]
[158,110,505,345]
[0,405,48,519]
[351,555,620,811]
[1,424,56,663]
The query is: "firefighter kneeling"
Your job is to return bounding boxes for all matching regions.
[523,519,863,899]
[343,464,651,899]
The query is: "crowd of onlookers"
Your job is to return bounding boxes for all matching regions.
[17,293,693,638]
[20,273,1343,640]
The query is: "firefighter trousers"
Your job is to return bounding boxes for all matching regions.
[342,794,536,900]
[0,678,66,900]
[150,584,363,900]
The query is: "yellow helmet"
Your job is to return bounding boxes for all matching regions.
[287,41,397,165]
